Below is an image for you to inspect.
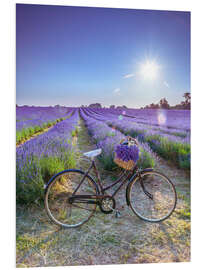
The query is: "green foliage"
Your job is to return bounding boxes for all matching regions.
[98,153,116,171]
[71,126,79,137]
[16,117,67,145]
[100,233,120,246]
[97,141,116,171]
[16,149,76,205]
[146,135,190,169]
[137,148,155,169]
[178,148,190,169]
[61,150,77,170]
[153,127,187,138]
[40,156,65,183]
[169,131,187,138]
[16,155,44,205]
[176,207,191,219]
[16,234,39,253]
[16,126,43,144]
[106,131,116,137]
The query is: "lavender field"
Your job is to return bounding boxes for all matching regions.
[16,106,190,203]
[16,106,75,144]
[15,5,192,266]
[16,106,190,266]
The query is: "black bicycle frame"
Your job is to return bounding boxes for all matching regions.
[70,159,154,205]
[71,160,138,201]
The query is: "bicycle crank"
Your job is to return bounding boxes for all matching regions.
[99,196,116,214]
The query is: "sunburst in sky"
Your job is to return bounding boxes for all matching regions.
[16,4,190,108]
[139,60,160,81]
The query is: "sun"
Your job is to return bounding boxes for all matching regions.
[139,60,160,80]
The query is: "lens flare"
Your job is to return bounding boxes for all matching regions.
[157,111,166,125]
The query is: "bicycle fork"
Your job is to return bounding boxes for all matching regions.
[139,177,153,200]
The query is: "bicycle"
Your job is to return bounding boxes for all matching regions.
[44,137,177,228]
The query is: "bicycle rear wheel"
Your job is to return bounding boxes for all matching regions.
[45,169,99,228]
[129,171,177,222]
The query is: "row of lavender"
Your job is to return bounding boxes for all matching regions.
[80,108,156,170]
[16,110,79,204]
[16,106,74,144]
[84,108,190,170]
[84,107,188,140]
[16,106,73,122]
[91,107,190,132]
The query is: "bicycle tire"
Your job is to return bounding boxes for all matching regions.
[128,171,177,222]
[45,169,99,228]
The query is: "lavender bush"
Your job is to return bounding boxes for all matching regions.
[86,108,190,170]
[16,106,74,144]
[16,110,79,204]
[80,108,155,170]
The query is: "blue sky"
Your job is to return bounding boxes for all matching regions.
[16,4,190,108]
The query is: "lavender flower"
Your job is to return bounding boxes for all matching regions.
[115,144,139,163]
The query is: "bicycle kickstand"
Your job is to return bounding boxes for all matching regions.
[115,210,121,218]
[108,206,122,218]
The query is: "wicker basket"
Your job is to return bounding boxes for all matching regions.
[114,138,139,171]
[114,155,136,170]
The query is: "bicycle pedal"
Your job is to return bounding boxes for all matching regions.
[115,211,121,218]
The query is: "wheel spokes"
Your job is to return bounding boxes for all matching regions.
[45,171,98,227]
[130,172,176,221]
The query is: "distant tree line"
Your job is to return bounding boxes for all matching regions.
[17,92,190,110]
[88,103,102,108]
[87,103,128,109]
[87,92,191,110]
[141,92,191,110]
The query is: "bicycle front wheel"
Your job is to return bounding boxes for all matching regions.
[45,170,99,228]
[129,171,177,222]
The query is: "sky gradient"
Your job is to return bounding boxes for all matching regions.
[16,4,190,108]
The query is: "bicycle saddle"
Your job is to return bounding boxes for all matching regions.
[83,148,102,159]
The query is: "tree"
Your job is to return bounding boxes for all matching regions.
[159,98,170,109]
[148,103,159,109]
[110,105,115,109]
[89,103,102,108]
[142,102,159,109]
[181,101,185,106]
[183,92,191,104]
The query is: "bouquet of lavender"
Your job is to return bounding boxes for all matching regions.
[114,137,139,170]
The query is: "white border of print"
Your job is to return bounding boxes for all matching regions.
[1,0,202,269]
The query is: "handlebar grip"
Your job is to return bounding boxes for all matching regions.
[120,137,139,146]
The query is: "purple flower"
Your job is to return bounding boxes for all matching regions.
[115,144,139,163]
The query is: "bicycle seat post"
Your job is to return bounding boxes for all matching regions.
[92,160,103,192]
[72,161,94,196]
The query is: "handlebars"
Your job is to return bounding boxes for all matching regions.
[120,136,139,146]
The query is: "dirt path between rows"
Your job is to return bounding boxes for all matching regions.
[16,119,190,267]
